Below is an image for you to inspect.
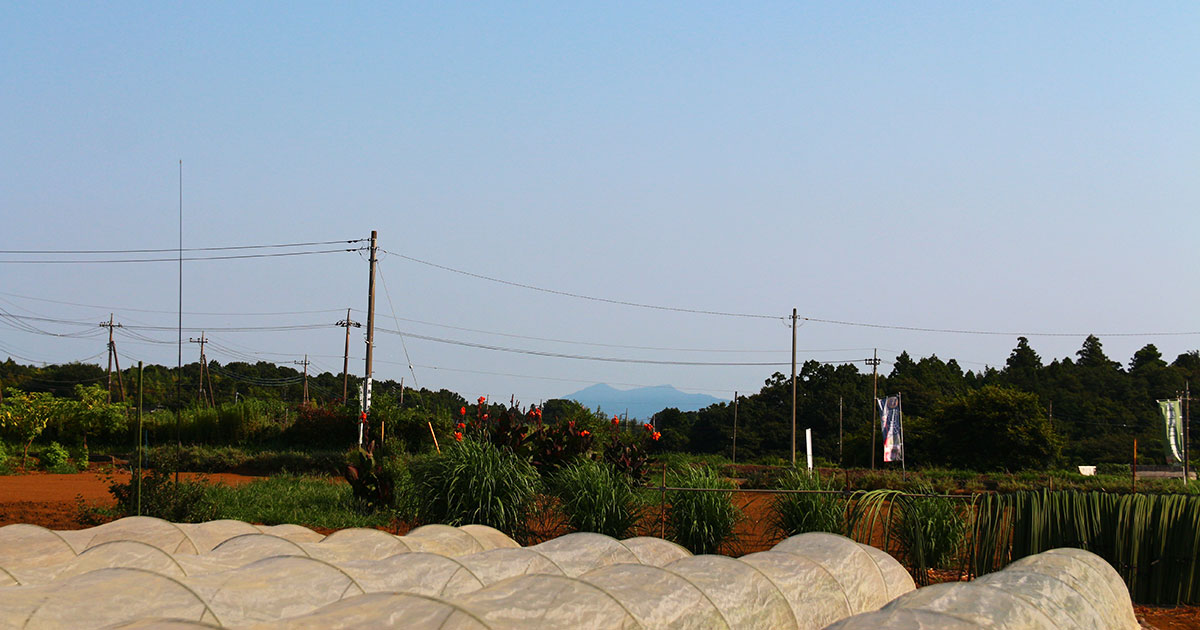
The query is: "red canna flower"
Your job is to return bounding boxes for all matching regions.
[535,408,542,417]
[611,416,620,426]
[568,420,575,428]
[645,424,654,432]
[651,431,661,441]
[580,430,590,438]
[478,396,486,405]
[456,422,465,430]
[454,431,463,442]
[460,406,467,416]
[483,413,489,421]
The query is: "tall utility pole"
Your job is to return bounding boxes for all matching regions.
[361,230,378,444]
[188,332,215,407]
[866,349,880,470]
[293,355,311,405]
[100,314,126,403]
[1185,381,1192,485]
[791,308,797,466]
[729,391,739,463]
[337,308,361,402]
[839,396,844,465]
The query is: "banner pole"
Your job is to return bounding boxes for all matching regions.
[898,393,906,481]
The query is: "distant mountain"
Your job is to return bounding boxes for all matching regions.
[561,384,726,421]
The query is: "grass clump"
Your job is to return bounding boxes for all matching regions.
[550,458,643,538]
[891,484,966,582]
[668,465,741,554]
[771,468,845,536]
[412,438,540,541]
[206,475,396,529]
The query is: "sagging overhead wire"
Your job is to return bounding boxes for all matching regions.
[386,249,1200,338]
[382,249,785,321]
[0,290,351,317]
[0,239,366,255]
[0,248,362,264]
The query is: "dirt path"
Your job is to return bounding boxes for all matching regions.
[0,466,261,530]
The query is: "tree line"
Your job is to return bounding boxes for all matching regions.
[2,335,1198,470]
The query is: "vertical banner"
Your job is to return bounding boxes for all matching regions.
[1160,399,1184,463]
[878,395,903,463]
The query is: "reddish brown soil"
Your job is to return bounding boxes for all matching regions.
[0,465,260,530]
[0,470,1194,628]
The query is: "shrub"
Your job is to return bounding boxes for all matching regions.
[343,443,417,519]
[40,441,71,471]
[282,404,355,447]
[550,459,643,538]
[771,469,845,536]
[95,468,219,523]
[668,465,741,554]
[412,438,540,541]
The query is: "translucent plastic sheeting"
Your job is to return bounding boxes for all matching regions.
[84,517,201,555]
[578,563,728,629]
[822,608,988,630]
[15,567,220,629]
[252,524,324,543]
[34,540,188,585]
[878,582,1060,630]
[1007,550,1138,630]
[824,548,1140,630]
[459,525,520,551]
[528,533,639,577]
[739,550,852,630]
[186,555,365,626]
[454,548,566,587]
[304,528,416,562]
[336,552,485,596]
[245,592,490,630]
[106,620,224,630]
[857,543,916,601]
[403,524,487,557]
[620,537,692,567]
[771,533,889,614]
[176,521,262,554]
[0,524,77,573]
[203,534,311,565]
[664,555,796,630]
[459,574,640,630]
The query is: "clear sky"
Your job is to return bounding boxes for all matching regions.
[2,3,1198,408]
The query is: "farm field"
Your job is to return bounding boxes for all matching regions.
[0,466,1196,629]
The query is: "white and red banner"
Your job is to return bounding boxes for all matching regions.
[878,395,903,463]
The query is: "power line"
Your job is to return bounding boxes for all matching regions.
[798,316,1200,338]
[377,325,873,367]
[0,248,361,265]
[383,249,785,321]
[0,290,351,317]
[0,239,365,255]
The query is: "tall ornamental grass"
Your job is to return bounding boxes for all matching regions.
[668,466,741,554]
[412,438,540,541]
[550,458,643,538]
[971,490,1200,605]
[770,468,845,536]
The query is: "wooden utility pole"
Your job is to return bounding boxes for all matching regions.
[729,391,739,463]
[188,332,215,407]
[1186,381,1192,485]
[867,349,880,470]
[337,308,361,402]
[293,355,311,405]
[791,308,797,466]
[100,315,126,402]
[361,230,378,445]
[136,361,143,516]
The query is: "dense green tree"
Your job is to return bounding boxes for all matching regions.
[929,385,1061,471]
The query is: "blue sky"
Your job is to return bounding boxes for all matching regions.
[2,3,1198,407]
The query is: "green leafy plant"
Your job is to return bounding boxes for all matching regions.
[668,465,742,554]
[88,468,219,524]
[771,468,845,536]
[0,388,59,468]
[40,441,71,472]
[412,438,540,541]
[550,458,643,538]
[343,442,416,519]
